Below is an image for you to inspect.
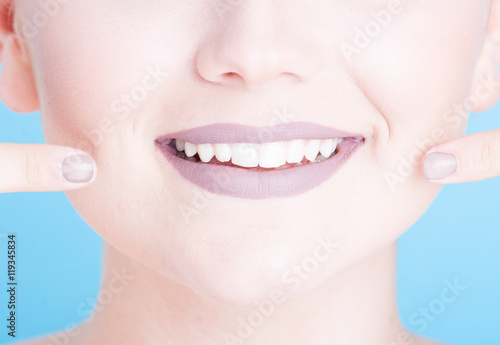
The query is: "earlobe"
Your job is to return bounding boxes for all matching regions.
[469,0,500,112]
[0,34,39,113]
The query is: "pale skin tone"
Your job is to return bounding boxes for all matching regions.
[1,0,500,344]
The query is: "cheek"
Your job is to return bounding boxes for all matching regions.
[348,1,486,180]
[26,1,199,153]
[304,2,487,268]
[23,4,206,275]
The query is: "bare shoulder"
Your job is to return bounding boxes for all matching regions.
[15,331,75,345]
[14,337,48,345]
[389,329,453,345]
[413,333,453,345]
[14,330,453,345]
[15,335,53,345]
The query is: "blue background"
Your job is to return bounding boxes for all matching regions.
[0,101,499,344]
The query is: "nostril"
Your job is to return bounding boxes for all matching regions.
[218,72,245,85]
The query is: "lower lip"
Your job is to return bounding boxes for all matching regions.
[156,139,364,199]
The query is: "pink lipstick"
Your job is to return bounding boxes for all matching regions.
[155,122,364,199]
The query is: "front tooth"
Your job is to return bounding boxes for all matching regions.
[259,142,286,168]
[184,142,197,157]
[198,143,215,163]
[319,139,333,158]
[332,138,340,153]
[175,139,185,152]
[232,143,259,168]
[214,143,231,162]
[287,139,305,164]
[304,139,320,161]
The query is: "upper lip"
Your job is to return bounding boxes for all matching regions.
[155,122,365,145]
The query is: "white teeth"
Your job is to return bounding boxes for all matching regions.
[214,143,232,162]
[232,143,259,168]
[177,138,344,168]
[197,143,215,163]
[304,139,321,161]
[175,139,185,152]
[333,137,340,152]
[184,142,197,157]
[287,139,305,164]
[319,139,333,158]
[259,142,287,168]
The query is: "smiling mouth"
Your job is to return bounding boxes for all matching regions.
[158,137,346,171]
[155,122,364,199]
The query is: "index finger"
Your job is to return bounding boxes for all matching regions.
[422,129,500,183]
[0,143,96,193]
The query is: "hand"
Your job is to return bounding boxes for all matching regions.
[0,142,96,193]
[422,129,500,183]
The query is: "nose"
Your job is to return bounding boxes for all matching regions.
[195,1,324,89]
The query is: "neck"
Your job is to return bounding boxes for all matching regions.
[77,241,410,345]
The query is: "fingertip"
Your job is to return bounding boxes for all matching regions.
[422,130,500,184]
[61,153,96,184]
[422,152,459,183]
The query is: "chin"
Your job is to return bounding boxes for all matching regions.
[158,226,348,307]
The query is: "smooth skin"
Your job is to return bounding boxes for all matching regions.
[0,3,499,192]
[1,1,500,345]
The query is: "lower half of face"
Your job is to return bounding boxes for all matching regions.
[20,0,489,305]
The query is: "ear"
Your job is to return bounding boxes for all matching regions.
[0,0,39,113]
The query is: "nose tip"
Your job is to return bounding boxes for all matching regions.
[196,43,316,88]
[195,4,324,90]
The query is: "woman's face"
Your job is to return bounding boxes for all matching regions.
[15,0,493,304]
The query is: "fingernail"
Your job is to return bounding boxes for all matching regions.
[423,152,458,180]
[61,154,95,183]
